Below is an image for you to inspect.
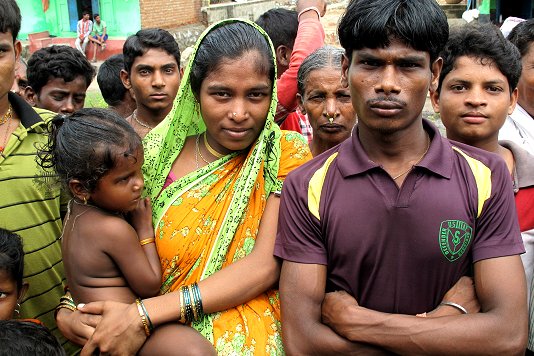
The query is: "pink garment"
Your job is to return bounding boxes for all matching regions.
[163,171,177,190]
[275,17,325,124]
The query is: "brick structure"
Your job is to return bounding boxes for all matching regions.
[140,0,203,29]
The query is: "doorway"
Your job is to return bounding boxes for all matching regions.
[68,0,100,32]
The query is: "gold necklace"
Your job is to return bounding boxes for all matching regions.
[203,133,224,158]
[195,134,210,169]
[0,107,13,153]
[392,134,430,180]
[0,105,12,125]
[132,110,154,130]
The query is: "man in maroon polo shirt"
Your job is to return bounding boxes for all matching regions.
[275,0,528,354]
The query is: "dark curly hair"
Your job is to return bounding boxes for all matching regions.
[27,45,95,95]
[338,0,448,63]
[437,23,521,94]
[0,228,24,291]
[37,108,142,193]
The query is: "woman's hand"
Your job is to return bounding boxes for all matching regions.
[56,307,100,346]
[130,197,154,241]
[79,301,147,356]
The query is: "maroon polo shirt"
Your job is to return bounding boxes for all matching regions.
[275,119,524,315]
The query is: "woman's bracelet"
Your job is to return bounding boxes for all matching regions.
[139,237,155,246]
[178,284,204,323]
[298,6,321,21]
[54,293,77,320]
[439,301,468,314]
[138,298,154,331]
[135,298,151,336]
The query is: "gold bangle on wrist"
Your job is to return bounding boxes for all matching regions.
[136,298,151,336]
[179,287,186,324]
[139,237,155,246]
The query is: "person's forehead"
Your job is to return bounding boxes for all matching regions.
[42,75,88,92]
[133,48,178,67]
[353,39,429,59]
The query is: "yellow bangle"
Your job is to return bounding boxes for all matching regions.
[139,237,155,246]
[179,287,186,324]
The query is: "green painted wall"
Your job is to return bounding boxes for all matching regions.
[17,0,140,40]
[18,0,48,39]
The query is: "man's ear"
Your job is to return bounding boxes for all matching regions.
[429,89,440,114]
[297,93,306,115]
[120,69,132,90]
[509,87,519,115]
[276,45,292,68]
[14,40,21,62]
[430,57,443,93]
[68,179,90,202]
[23,86,37,107]
[341,54,350,88]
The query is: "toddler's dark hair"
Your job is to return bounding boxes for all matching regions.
[0,320,66,356]
[0,228,24,291]
[37,108,142,193]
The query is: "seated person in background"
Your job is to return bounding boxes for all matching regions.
[499,18,534,154]
[0,320,66,356]
[0,228,28,321]
[24,45,94,114]
[97,54,136,118]
[89,14,107,63]
[431,23,534,354]
[256,1,326,140]
[296,46,356,156]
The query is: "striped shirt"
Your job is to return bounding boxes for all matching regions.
[0,93,77,354]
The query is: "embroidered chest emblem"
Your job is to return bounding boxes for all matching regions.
[439,220,472,262]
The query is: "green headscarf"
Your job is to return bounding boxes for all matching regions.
[142,19,283,280]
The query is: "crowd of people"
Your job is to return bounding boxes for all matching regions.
[1,0,534,354]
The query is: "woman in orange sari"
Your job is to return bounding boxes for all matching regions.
[72,19,311,355]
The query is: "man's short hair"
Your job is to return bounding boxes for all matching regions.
[0,0,21,42]
[123,28,181,74]
[507,18,534,58]
[338,0,448,63]
[97,54,128,106]
[0,321,66,356]
[256,9,298,50]
[437,23,521,94]
[82,10,91,16]
[26,45,95,95]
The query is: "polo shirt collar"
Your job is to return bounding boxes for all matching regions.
[8,91,43,129]
[337,119,453,179]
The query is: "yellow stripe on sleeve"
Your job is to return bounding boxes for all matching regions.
[452,146,492,218]
[307,152,338,221]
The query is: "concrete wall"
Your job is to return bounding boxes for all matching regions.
[140,0,202,28]
[201,0,276,24]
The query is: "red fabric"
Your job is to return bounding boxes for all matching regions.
[280,112,303,134]
[516,186,534,232]
[275,17,325,122]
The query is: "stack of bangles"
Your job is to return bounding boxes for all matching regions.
[178,282,204,324]
[55,294,77,319]
[136,298,154,336]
